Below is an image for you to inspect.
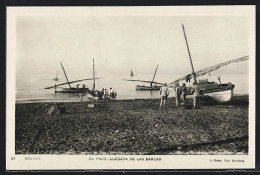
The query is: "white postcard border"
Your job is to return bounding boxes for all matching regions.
[6,6,255,170]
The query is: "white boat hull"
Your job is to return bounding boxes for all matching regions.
[205,89,234,102]
[136,85,162,90]
[86,94,100,100]
[186,89,234,103]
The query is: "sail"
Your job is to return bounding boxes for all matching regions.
[169,56,249,86]
[45,78,102,89]
[123,79,164,85]
[130,70,134,77]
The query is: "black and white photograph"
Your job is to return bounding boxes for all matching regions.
[6,6,255,170]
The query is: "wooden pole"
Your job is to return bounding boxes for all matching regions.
[56,71,58,79]
[151,64,159,87]
[60,62,71,88]
[93,58,95,91]
[182,24,197,83]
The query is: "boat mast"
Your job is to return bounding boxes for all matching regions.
[93,58,95,91]
[60,62,71,88]
[56,71,58,79]
[182,24,197,83]
[151,64,159,87]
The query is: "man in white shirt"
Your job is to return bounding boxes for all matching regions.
[159,83,169,109]
[192,82,201,109]
[104,89,109,100]
[109,87,114,98]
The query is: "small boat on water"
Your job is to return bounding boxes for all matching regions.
[87,58,104,100]
[53,71,59,81]
[168,24,248,102]
[45,62,100,93]
[135,84,162,90]
[130,69,134,77]
[123,64,163,90]
[54,86,89,93]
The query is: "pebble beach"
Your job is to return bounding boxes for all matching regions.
[15,95,249,155]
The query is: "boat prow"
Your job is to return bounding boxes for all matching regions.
[205,89,234,102]
[87,90,103,100]
[86,94,100,100]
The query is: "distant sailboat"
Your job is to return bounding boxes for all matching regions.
[123,64,163,90]
[130,70,134,77]
[53,71,59,81]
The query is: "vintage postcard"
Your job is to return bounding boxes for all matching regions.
[6,6,255,170]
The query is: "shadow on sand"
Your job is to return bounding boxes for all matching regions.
[146,135,248,155]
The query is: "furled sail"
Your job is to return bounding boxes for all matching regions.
[169,56,249,86]
[45,78,102,89]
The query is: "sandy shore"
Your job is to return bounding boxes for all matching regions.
[15,95,249,155]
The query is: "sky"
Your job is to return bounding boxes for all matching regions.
[16,12,250,79]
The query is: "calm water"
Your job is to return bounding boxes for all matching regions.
[16,73,248,103]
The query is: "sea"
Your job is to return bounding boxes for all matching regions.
[16,73,249,103]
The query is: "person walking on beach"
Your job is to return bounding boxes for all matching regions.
[192,81,201,109]
[104,89,109,100]
[101,88,105,99]
[159,83,169,109]
[182,83,187,106]
[175,84,182,107]
[79,93,83,101]
[110,87,114,98]
[114,91,117,98]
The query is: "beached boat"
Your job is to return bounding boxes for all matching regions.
[45,62,99,93]
[179,79,235,102]
[123,64,163,90]
[168,24,248,102]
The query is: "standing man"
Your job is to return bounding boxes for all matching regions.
[192,82,201,109]
[109,87,114,98]
[159,83,169,109]
[175,84,182,107]
[104,89,109,100]
[182,83,187,106]
[101,88,105,99]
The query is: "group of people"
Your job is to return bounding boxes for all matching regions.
[101,87,117,100]
[174,83,187,107]
[76,84,86,89]
[78,87,117,101]
[159,82,201,109]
